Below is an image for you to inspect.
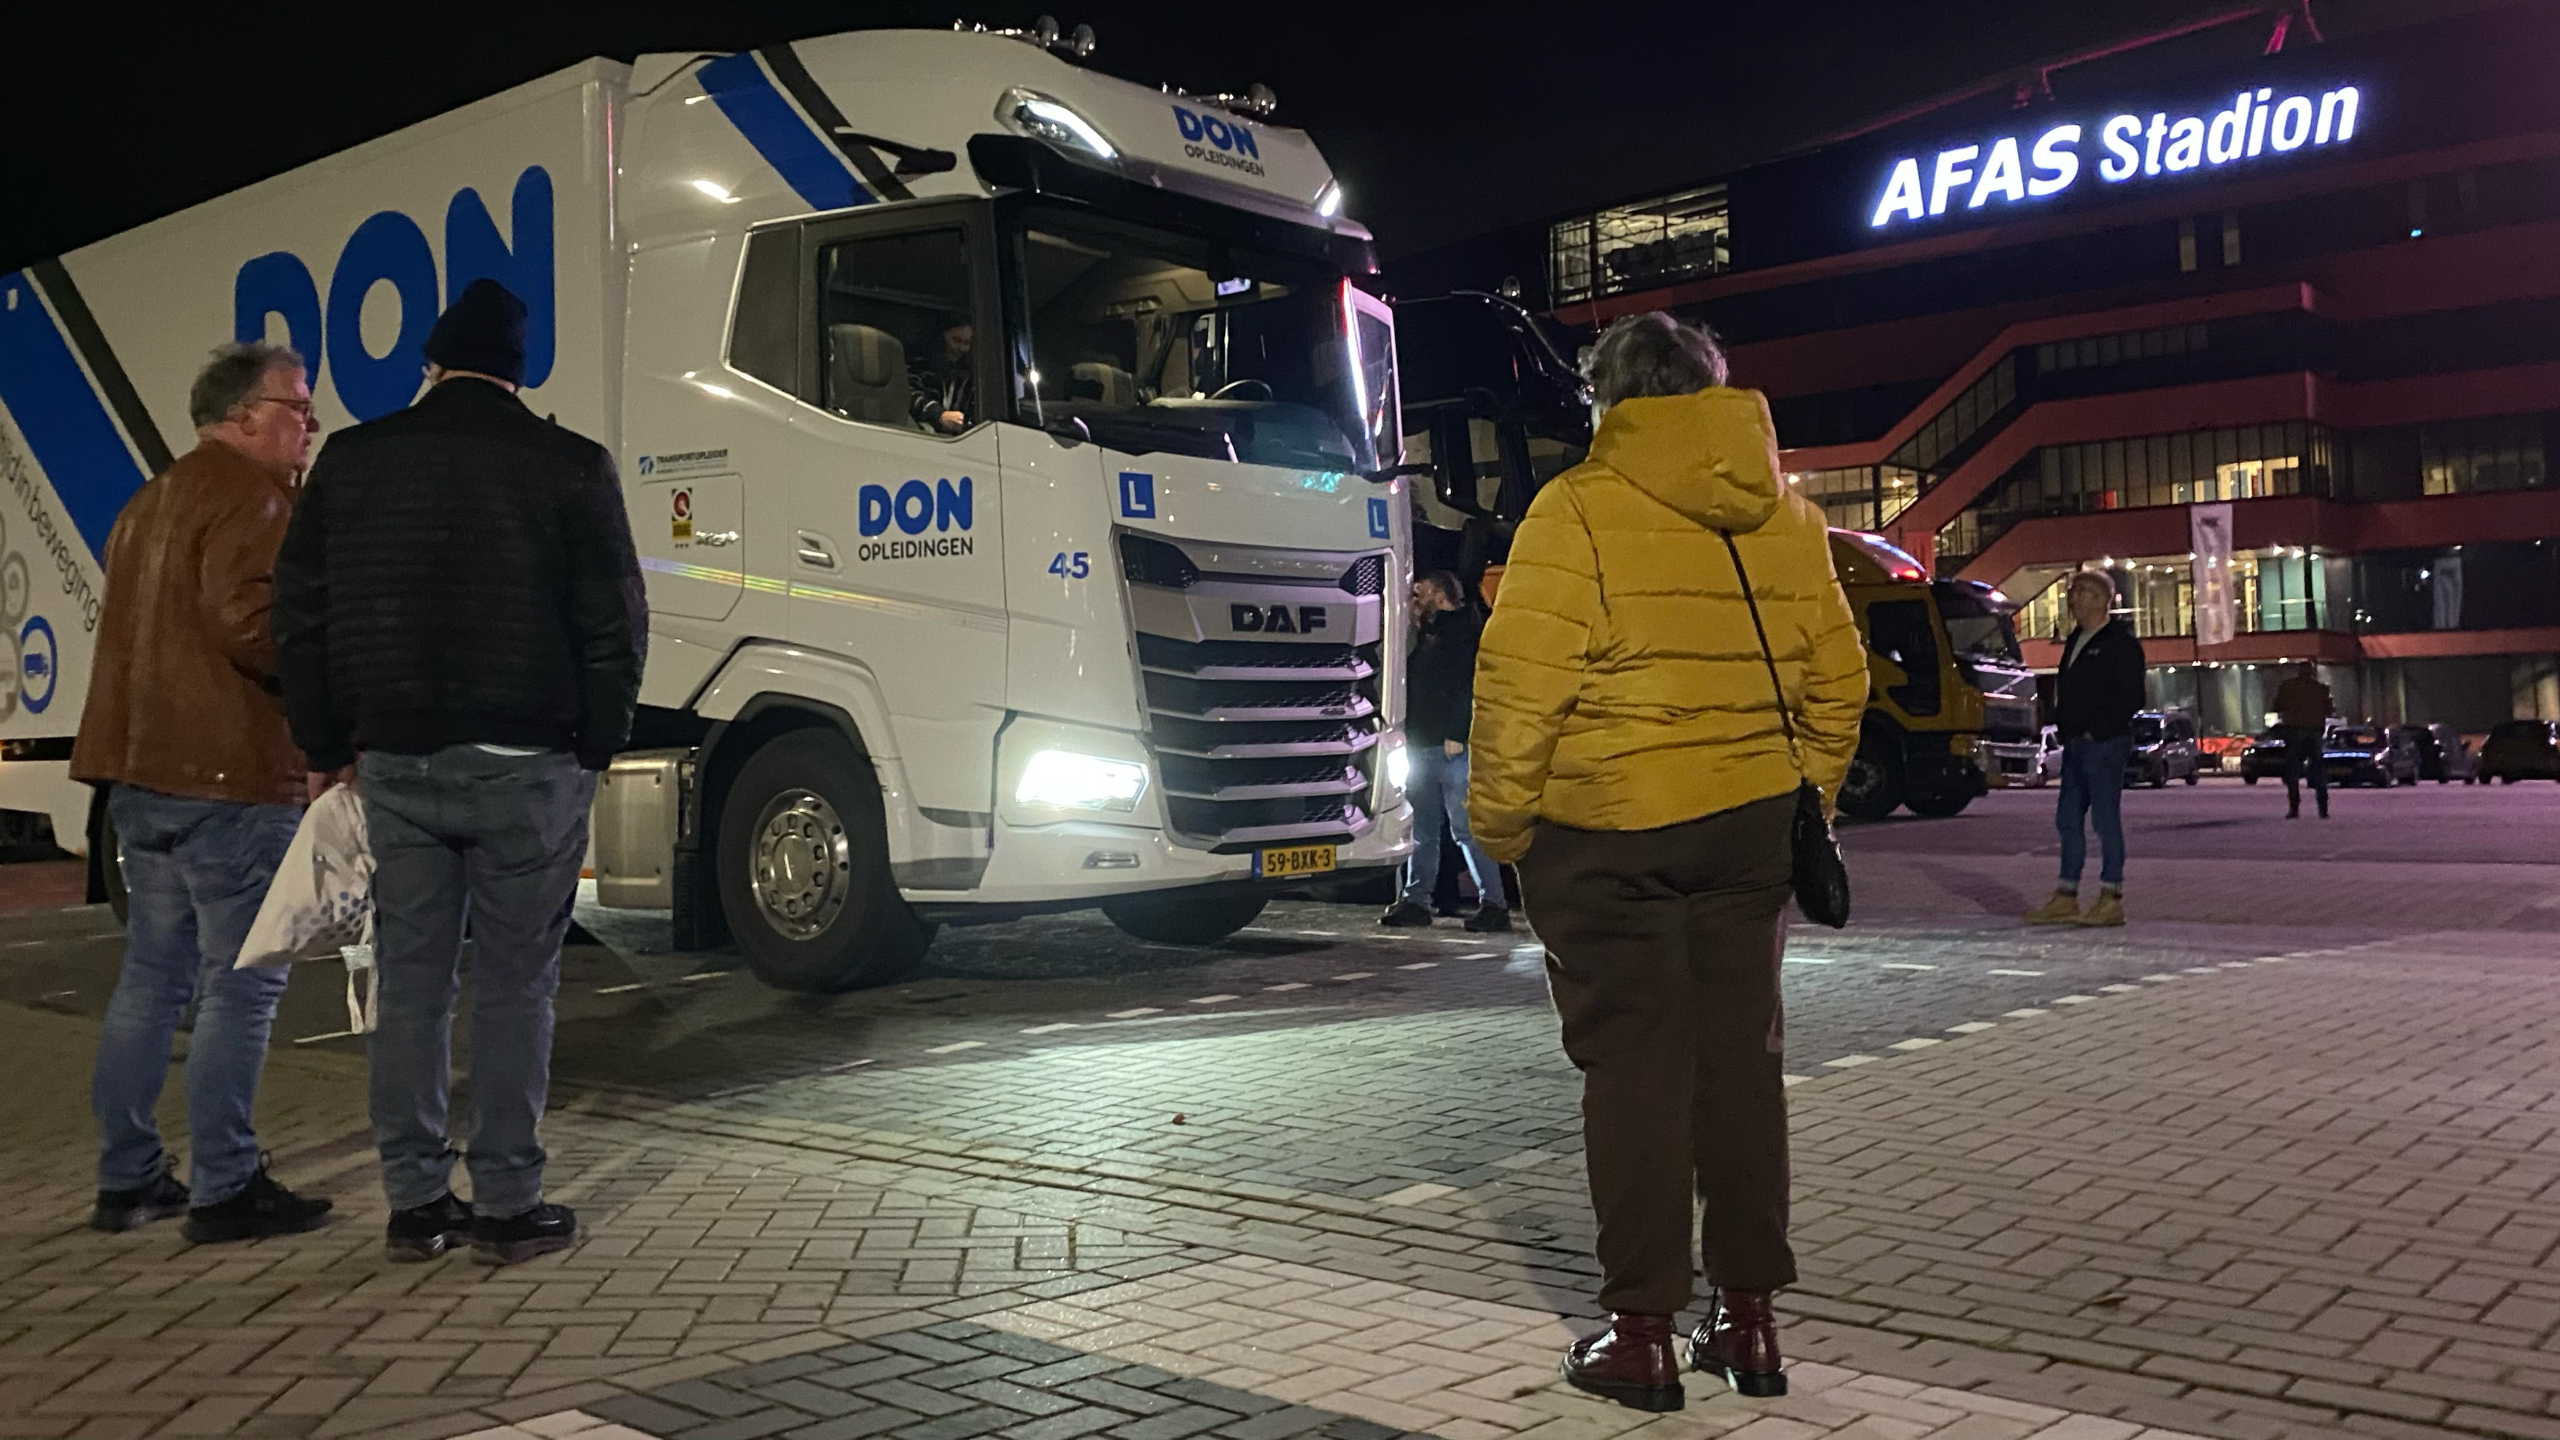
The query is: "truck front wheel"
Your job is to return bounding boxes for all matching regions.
[1103,890,1267,945]
[1835,737,1904,822]
[717,729,931,992]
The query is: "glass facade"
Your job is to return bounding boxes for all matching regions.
[2034,323,2210,376]
[1792,464,1920,532]
[1548,185,1730,307]
[1939,422,2332,564]
[2420,415,2546,495]
[2014,549,2338,643]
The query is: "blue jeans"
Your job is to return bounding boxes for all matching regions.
[1404,744,1504,908]
[93,786,300,1204]
[2056,734,2132,889]
[360,746,595,1216]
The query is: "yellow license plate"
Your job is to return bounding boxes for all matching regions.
[1254,843,1337,879]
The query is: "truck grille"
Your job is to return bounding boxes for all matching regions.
[1122,537,1392,851]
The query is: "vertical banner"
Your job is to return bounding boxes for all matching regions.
[2190,503,2236,648]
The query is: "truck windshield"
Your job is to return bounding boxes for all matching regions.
[1011,208,1394,472]
[1929,581,2024,663]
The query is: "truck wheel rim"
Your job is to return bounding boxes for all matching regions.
[1843,756,1884,802]
[750,790,851,941]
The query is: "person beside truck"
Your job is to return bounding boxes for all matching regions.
[1472,313,1866,1411]
[1382,570,1509,932]
[2026,570,2145,929]
[275,280,648,1266]
[71,342,336,1243]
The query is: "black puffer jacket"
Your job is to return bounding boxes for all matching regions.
[2054,618,2147,742]
[1406,604,1484,747]
[274,378,646,771]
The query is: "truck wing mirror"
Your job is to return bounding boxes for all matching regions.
[1364,462,1436,486]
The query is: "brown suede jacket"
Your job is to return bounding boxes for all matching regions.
[69,439,306,805]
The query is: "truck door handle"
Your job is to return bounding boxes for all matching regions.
[795,532,837,569]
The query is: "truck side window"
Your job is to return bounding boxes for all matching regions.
[1866,598,1944,717]
[817,229,976,435]
[729,226,799,395]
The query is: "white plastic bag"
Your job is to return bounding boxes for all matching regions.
[238,785,378,1030]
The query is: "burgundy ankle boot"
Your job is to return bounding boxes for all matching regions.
[1690,1289,1786,1396]
[1564,1312,1684,1412]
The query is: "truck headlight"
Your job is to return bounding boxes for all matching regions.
[1014,750,1148,813]
[1384,739,1411,795]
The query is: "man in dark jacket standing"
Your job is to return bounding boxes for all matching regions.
[72,342,334,1242]
[2270,663,2334,819]
[274,280,646,1266]
[2027,570,2146,928]
[1382,572,1509,932]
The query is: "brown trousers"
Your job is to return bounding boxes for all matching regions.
[1517,791,1798,1315]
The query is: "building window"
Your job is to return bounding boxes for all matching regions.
[1943,423,2332,567]
[1891,356,2016,476]
[2035,323,2208,375]
[2420,415,2546,495]
[1548,185,1730,306]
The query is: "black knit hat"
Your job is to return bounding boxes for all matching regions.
[423,278,527,385]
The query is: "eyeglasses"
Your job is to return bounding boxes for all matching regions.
[248,395,320,430]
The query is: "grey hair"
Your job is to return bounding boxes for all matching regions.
[2066,569,2119,607]
[188,342,305,429]
[1584,311,1729,408]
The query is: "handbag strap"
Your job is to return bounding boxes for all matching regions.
[1720,531,1806,774]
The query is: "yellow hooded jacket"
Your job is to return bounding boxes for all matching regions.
[1466,387,1867,863]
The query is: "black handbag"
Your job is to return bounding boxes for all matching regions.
[1721,532,1852,929]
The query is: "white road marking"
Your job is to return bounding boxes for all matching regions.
[1397,962,1438,971]
[595,982,647,995]
[2053,994,2100,1004]
[2184,966,2220,974]
[2100,984,2143,993]
[1020,1023,1078,1035]
[1879,962,1938,971]
[1375,1182,1458,1207]
[1106,1007,1163,1019]
[291,1030,364,1045]
[924,1041,986,1055]
[1331,972,1375,981]
[1987,968,2045,976]
[1189,994,1240,1005]
[1457,952,1498,960]
[677,971,731,984]
[2003,1008,2051,1019]
[1783,1074,1812,1087]
[1946,1021,1997,1034]
[2141,973,2181,982]
[1783,956,1834,965]
[1822,1054,1879,1069]
[1263,982,1309,992]
[1888,1038,1943,1051]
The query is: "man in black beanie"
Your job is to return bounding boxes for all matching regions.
[274,278,646,1266]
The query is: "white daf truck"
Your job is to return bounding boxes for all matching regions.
[0,20,1415,990]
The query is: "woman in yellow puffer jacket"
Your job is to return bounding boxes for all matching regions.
[1469,312,1865,1412]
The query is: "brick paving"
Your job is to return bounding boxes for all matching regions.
[2,793,2557,1440]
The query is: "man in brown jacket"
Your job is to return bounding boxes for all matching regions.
[70,342,334,1243]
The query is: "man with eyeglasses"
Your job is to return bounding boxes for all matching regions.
[71,341,336,1242]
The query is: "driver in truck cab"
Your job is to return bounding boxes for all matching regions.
[910,314,975,433]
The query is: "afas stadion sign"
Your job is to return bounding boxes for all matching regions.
[1869,83,2367,230]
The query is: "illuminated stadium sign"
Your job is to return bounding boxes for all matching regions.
[1869,84,2365,230]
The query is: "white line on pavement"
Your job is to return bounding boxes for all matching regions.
[1263,982,1309,992]
[1822,1054,1879,1068]
[924,1041,986,1055]
[2053,994,2100,1004]
[1105,1007,1163,1019]
[2142,973,2181,982]
[1457,952,1497,960]
[1782,1074,1812,1087]
[2003,1008,2051,1018]
[1783,956,1833,965]
[2100,984,2142,993]
[676,971,730,984]
[1946,1021,1997,1033]
[1019,1023,1078,1035]
[1331,972,1374,981]
[1189,994,1239,1005]
[1397,962,1437,970]
[1987,968,2045,976]
[595,982,646,995]
[291,1030,364,1045]
[1888,1038,1943,1050]
[1879,962,1938,971]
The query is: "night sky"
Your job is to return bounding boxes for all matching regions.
[0,0,2499,275]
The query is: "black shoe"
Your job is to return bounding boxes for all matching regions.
[1463,905,1513,933]
[1378,901,1433,928]
[473,1202,577,1266]
[182,1164,333,1244]
[91,1164,189,1233]
[385,1193,475,1263]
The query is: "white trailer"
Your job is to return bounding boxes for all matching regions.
[1,21,1416,988]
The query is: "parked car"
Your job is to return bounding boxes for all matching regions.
[2238,727,2290,785]
[2326,723,2421,787]
[2396,723,2476,784]
[2027,727,2068,784]
[2477,719,2560,784]
[2125,710,2202,787]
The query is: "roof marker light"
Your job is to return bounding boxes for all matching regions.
[1315,181,1345,218]
[1000,88,1117,163]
